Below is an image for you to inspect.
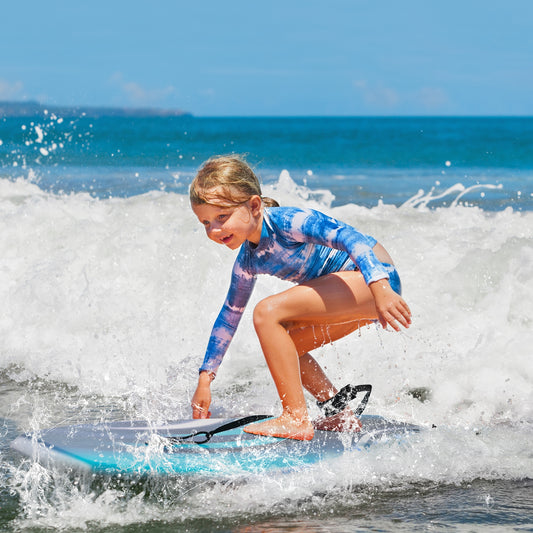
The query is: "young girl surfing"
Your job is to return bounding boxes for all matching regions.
[190,156,411,441]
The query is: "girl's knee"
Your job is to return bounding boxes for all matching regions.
[253,296,282,331]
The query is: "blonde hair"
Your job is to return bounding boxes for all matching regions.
[190,155,279,208]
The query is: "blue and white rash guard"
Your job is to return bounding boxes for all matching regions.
[199,206,394,375]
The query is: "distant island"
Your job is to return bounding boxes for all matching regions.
[0,101,192,118]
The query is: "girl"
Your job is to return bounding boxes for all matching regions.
[190,156,411,441]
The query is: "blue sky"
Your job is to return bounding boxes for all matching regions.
[1,0,532,116]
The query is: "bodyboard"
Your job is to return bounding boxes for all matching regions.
[11,415,420,476]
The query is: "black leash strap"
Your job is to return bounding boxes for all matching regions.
[166,415,271,445]
[316,384,372,418]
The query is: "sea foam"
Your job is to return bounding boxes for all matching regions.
[0,173,531,423]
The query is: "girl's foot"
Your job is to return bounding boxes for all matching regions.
[313,407,362,433]
[243,413,315,441]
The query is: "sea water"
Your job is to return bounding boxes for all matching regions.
[0,116,532,532]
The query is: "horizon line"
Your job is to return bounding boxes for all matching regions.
[1,101,532,119]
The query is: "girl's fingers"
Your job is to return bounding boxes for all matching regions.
[373,289,412,331]
[395,299,412,325]
[192,403,209,419]
[401,301,412,322]
[388,318,399,331]
[382,301,411,331]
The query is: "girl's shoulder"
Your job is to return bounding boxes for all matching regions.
[266,205,330,230]
[264,206,336,243]
[265,205,316,225]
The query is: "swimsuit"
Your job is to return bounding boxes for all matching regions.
[199,206,402,374]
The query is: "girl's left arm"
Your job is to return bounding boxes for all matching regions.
[288,208,390,284]
[286,208,411,329]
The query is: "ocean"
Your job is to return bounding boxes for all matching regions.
[0,115,532,532]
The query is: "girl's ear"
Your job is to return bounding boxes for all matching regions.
[249,195,263,216]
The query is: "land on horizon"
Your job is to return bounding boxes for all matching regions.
[2,102,531,120]
[0,101,192,118]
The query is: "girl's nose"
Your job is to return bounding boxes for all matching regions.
[207,224,221,238]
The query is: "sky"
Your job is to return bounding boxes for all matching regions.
[1,0,532,116]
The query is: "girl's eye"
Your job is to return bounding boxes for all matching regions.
[217,214,228,221]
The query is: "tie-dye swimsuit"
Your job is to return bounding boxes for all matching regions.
[199,206,401,374]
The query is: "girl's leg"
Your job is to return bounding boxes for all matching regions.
[244,271,378,440]
[298,351,363,433]
[292,321,374,401]
[298,352,336,402]
[293,320,375,431]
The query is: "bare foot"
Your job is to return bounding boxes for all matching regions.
[313,407,362,433]
[243,413,314,441]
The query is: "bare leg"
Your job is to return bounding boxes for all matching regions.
[298,352,336,402]
[244,271,378,440]
[291,322,373,400]
[295,351,360,432]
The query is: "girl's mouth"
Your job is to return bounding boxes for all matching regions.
[221,235,233,244]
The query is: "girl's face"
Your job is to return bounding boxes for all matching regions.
[192,192,263,250]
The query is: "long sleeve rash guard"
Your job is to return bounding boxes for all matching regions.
[199,206,390,374]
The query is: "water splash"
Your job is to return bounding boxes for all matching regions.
[401,183,504,209]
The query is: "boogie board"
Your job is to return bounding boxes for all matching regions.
[10,384,421,475]
[10,414,420,476]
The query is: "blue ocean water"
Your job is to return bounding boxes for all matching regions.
[0,115,532,532]
[1,115,532,209]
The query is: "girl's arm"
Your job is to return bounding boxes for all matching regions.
[192,258,256,419]
[283,207,390,285]
[198,265,257,375]
[281,208,411,329]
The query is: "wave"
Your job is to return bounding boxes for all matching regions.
[0,172,530,419]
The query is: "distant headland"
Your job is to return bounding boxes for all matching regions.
[0,101,192,118]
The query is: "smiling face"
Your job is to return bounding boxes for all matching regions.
[192,190,264,249]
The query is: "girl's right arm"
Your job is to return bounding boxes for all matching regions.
[191,256,256,419]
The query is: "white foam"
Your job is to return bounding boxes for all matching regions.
[34,125,44,144]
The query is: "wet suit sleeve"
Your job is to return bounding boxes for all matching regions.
[199,256,257,375]
[281,208,390,285]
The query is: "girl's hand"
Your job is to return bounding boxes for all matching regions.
[369,280,412,331]
[191,371,213,419]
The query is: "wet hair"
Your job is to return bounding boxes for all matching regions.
[190,155,279,208]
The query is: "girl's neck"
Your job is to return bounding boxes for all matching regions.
[247,211,264,245]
